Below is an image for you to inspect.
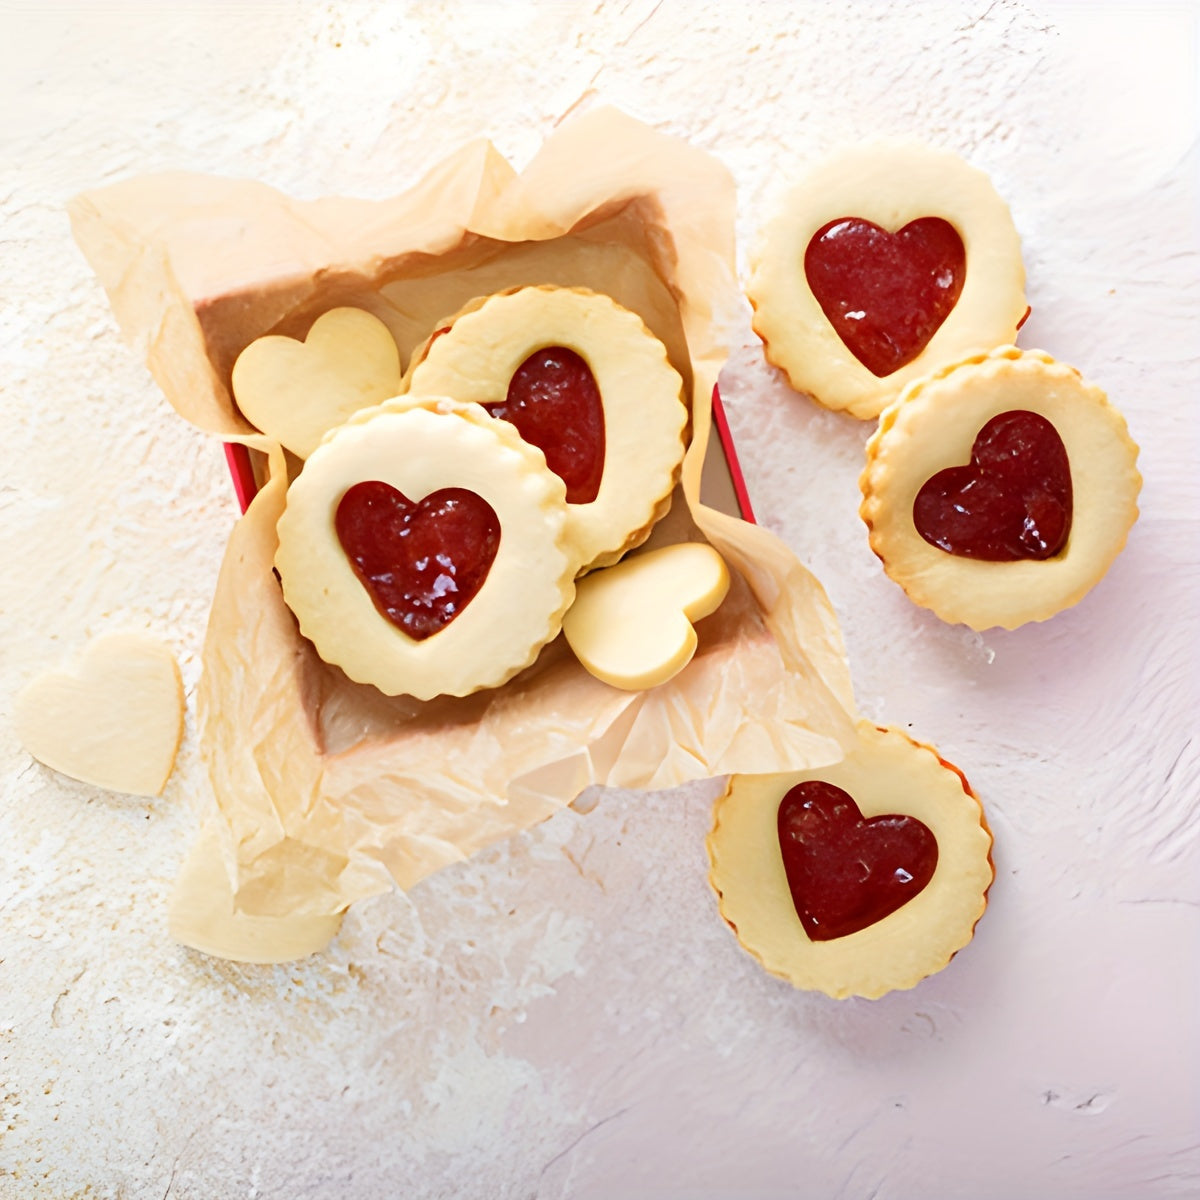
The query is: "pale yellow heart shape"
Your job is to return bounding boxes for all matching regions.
[169,823,343,964]
[563,542,731,690]
[231,307,402,458]
[14,632,184,797]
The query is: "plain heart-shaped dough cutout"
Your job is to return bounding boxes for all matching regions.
[169,823,343,964]
[563,542,730,690]
[14,632,184,797]
[231,307,402,458]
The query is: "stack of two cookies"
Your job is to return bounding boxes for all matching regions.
[232,285,728,703]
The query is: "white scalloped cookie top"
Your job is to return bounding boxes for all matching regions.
[859,346,1141,631]
[275,396,576,700]
[747,142,1027,419]
[707,722,993,1000]
[403,285,687,571]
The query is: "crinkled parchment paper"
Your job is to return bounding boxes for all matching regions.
[70,108,856,953]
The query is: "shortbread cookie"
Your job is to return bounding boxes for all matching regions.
[231,307,402,458]
[14,632,183,797]
[707,722,993,1000]
[748,142,1026,419]
[563,542,730,690]
[403,286,687,571]
[275,396,576,699]
[860,347,1141,630]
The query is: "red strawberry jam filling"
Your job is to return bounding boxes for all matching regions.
[913,409,1073,561]
[485,346,605,504]
[777,780,938,941]
[335,481,500,640]
[804,216,966,377]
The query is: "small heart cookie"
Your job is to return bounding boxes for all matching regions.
[14,632,184,797]
[231,307,402,458]
[562,542,730,690]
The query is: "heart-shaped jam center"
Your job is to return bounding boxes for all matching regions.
[913,409,1073,561]
[777,781,938,941]
[485,346,605,504]
[335,481,500,641]
[804,216,966,377]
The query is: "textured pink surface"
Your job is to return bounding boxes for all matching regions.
[1,3,1197,1197]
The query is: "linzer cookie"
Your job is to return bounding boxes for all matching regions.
[707,722,993,1000]
[274,396,576,700]
[747,142,1026,419]
[403,286,687,571]
[859,347,1141,630]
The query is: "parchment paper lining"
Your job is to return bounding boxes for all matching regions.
[70,108,857,936]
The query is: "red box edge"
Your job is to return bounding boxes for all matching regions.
[222,383,755,524]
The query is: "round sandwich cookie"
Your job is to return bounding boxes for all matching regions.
[707,722,993,1000]
[274,396,576,700]
[747,142,1026,419]
[404,285,687,572]
[859,346,1141,630]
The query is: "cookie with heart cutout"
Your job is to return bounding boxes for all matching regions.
[859,346,1141,630]
[231,307,403,459]
[706,722,993,1000]
[402,285,687,572]
[747,142,1027,419]
[274,396,576,700]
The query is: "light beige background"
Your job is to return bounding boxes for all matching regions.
[1,2,1197,1197]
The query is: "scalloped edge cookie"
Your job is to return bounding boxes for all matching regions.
[707,722,993,1000]
[747,142,1026,419]
[403,285,687,572]
[859,346,1141,630]
[275,396,576,700]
